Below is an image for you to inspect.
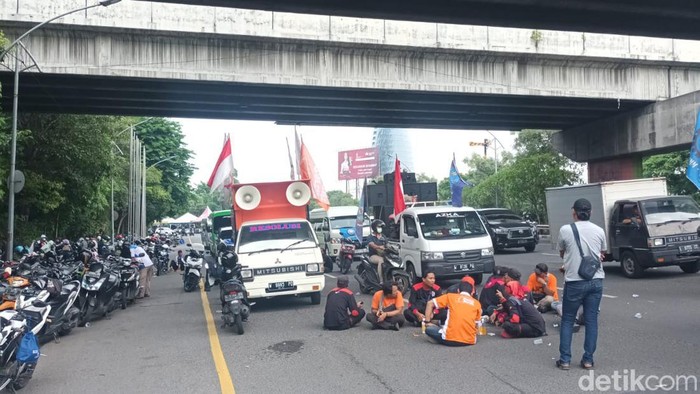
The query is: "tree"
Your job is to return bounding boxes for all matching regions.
[643,150,699,200]
[327,190,358,207]
[135,118,194,221]
[188,182,228,213]
[416,173,437,182]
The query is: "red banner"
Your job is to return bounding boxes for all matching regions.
[338,147,379,180]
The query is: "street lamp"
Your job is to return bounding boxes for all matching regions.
[469,131,507,206]
[1,0,123,261]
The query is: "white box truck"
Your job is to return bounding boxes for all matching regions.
[545,178,700,278]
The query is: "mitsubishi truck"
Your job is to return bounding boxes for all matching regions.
[232,180,325,304]
[546,178,700,278]
[392,203,495,284]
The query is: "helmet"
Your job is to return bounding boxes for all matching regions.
[14,245,24,254]
[40,234,47,240]
[371,220,385,233]
[63,239,70,245]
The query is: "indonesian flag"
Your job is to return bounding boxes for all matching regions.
[207,134,234,191]
[299,141,330,210]
[393,157,406,216]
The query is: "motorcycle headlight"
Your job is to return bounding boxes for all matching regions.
[87,278,105,291]
[330,238,341,244]
[481,247,494,256]
[241,269,253,279]
[421,252,444,260]
[306,263,320,273]
[493,228,508,234]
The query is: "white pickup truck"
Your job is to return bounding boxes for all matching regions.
[391,204,495,284]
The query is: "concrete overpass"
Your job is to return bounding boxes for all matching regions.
[142,0,700,40]
[2,1,700,177]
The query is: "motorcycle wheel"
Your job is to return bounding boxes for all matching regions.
[392,273,411,296]
[340,257,351,274]
[234,314,244,335]
[59,307,80,336]
[121,295,127,310]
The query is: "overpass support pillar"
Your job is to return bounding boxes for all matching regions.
[587,156,643,183]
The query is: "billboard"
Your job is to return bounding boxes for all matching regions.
[338,147,379,180]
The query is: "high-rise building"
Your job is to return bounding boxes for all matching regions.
[371,128,415,176]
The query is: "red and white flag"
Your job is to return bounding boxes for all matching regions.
[207,134,234,191]
[299,140,330,210]
[393,157,406,216]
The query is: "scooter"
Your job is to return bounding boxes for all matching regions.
[155,244,170,276]
[15,276,81,343]
[354,244,411,296]
[0,300,50,391]
[78,260,121,327]
[219,252,251,335]
[336,238,357,274]
[183,249,203,292]
[115,258,140,309]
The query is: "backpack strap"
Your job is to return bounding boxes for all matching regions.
[570,223,586,258]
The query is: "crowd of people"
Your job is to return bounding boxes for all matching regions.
[324,197,606,370]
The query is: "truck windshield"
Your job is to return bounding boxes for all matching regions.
[330,216,370,229]
[640,197,700,225]
[212,215,231,232]
[418,212,487,240]
[219,229,233,240]
[237,222,316,253]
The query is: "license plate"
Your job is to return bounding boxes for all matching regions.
[454,264,474,272]
[679,244,700,253]
[224,293,244,302]
[517,239,529,244]
[268,281,294,291]
[355,248,368,254]
[86,271,100,278]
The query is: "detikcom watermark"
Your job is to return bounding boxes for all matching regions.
[579,370,698,392]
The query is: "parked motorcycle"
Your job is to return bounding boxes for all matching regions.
[0,301,49,391]
[115,258,140,310]
[78,261,121,327]
[336,238,357,274]
[155,244,170,276]
[219,252,250,335]
[183,249,203,292]
[15,276,81,343]
[354,244,410,296]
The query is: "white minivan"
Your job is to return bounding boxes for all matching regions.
[309,206,370,258]
[394,205,494,284]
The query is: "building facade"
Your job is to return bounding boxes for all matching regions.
[371,128,415,176]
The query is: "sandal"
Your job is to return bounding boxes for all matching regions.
[556,360,570,371]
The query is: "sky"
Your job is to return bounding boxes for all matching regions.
[176,118,518,196]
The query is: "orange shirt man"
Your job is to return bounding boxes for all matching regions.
[366,282,406,330]
[424,282,482,346]
[527,263,559,313]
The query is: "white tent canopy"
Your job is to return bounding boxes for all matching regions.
[160,217,176,224]
[173,212,199,224]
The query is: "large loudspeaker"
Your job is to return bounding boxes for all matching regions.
[234,185,261,211]
[383,172,416,185]
[419,183,438,202]
[366,184,389,206]
[285,182,311,207]
[402,183,421,198]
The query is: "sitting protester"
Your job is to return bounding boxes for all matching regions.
[404,272,445,326]
[504,268,530,300]
[324,276,365,330]
[479,266,508,316]
[527,263,559,312]
[424,282,482,346]
[495,286,546,339]
[367,282,405,331]
[446,275,478,298]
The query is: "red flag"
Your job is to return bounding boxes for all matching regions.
[207,134,234,191]
[299,141,330,210]
[393,157,406,216]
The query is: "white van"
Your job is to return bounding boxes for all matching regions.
[309,206,370,258]
[394,205,494,284]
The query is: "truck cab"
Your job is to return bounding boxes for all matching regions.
[393,205,494,284]
[610,196,700,277]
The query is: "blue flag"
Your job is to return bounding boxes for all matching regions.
[449,155,472,207]
[687,111,700,190]
[355,180,367,242]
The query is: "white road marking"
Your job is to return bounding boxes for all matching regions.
[556,287,617,299]
[541,253,560,256]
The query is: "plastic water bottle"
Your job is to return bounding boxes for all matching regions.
[421,320,426,334]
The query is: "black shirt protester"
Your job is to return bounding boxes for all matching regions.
[324,277,365,330]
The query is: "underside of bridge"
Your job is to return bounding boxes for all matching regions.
[142,0,700,40]
[0,72,651,130]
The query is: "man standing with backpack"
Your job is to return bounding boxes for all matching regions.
[555,198,606,371]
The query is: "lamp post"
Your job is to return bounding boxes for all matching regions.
[469,131,507,207]
[1,0,122,261]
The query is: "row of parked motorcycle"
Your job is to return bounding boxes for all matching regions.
[0,237,185,392]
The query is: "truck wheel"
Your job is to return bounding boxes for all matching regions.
[310,291,321,305]
[470,273,483,285]
[621,251,644,278]
[406,263,417,284]
[680,261,700,274]
[524,244,536,253]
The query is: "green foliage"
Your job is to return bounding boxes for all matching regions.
[327,190,358,207]
[643,150,698,200]
[416,173,436,183]
[188,182,228,213]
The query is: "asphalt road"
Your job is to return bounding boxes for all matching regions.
[22,241,700,394]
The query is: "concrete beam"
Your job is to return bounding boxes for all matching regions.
[553,91,700,162]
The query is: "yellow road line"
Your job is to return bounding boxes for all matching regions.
[200,281,236,394]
